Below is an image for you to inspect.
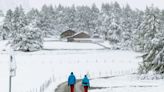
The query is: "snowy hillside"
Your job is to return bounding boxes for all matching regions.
[0,40,142,92]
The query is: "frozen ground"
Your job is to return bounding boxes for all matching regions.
[1,39,161,92]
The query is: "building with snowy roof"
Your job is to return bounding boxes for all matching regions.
[60,29,76,38]
[67,31,91,42]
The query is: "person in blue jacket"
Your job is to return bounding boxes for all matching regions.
[82,75,90,92]
[68,72,76,92]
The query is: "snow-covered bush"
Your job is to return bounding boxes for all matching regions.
[11,22,43,52]
[139,38,164,74]
[137,71,164,80]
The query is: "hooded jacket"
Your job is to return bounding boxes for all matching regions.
[68,73,76,85]
[82,75,90,87]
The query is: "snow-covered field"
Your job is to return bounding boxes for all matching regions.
[44,41,105,50]
[0,39,162,92]
[90,74,164,92]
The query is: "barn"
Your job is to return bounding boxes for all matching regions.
[67,31,91,42]
[60,30,76,38]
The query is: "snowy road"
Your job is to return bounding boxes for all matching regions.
[55,80,84,92]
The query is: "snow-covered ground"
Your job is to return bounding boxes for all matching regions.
[1,40,162,92]
[43,41,105,50]
[0,40,9,51]
[90,74,164,92]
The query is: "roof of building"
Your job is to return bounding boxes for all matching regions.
[69,31,90,38]
[60,30,76,35]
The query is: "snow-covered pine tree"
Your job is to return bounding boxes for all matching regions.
[0,10,4,17]
[96,12,104,38]
[2,9,13,39]
[101,3,112,16]
[136,6,161,52]
[160,10,164,31]
[0,10,5,40]
[12,6,27,38]
[131,9,144,51]
[11,20,43,52]
[100,3,112,40]
[139,37,164,74]
[26,8,40,24]
[75,6,92,34]
[111,1,122,24]
[101,13,111,40]
[90,4,100,34]
[53,4,67,35]
[108,13,122,46]
[62,5,76,30]
[100,2,122,41]
[121,4,134,48]
[37,5,55,37]
[0,26,2,40]
[138,6,164,74]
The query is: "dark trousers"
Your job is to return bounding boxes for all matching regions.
[84,86,88,92]
[70,85,74,92]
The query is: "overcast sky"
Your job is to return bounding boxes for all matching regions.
[0,0,164,12]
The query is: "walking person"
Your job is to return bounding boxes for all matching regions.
[82,75,90,92]
[68,72,76,92]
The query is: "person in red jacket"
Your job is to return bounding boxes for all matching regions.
[68,72,76,92]
[82,75,90,92]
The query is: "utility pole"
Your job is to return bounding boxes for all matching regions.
[9,49,16,92]
[9,75,12,92]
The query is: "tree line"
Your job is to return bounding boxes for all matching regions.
[0,2,164,74]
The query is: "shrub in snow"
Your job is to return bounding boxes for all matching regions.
[110,44,121,50]
[11,22,43,52]
[139,38,164,74]
[138,71,164,80]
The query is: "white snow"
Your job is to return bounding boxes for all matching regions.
[0,16,4,25]
[43,41,105,50]
[90,74,164,92]
[96,41,111,48]
[0,39,162,92]
[0,40,9,51]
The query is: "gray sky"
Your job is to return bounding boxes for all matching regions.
[0,0,164,12]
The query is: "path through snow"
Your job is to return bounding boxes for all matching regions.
[55,80,83,92]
